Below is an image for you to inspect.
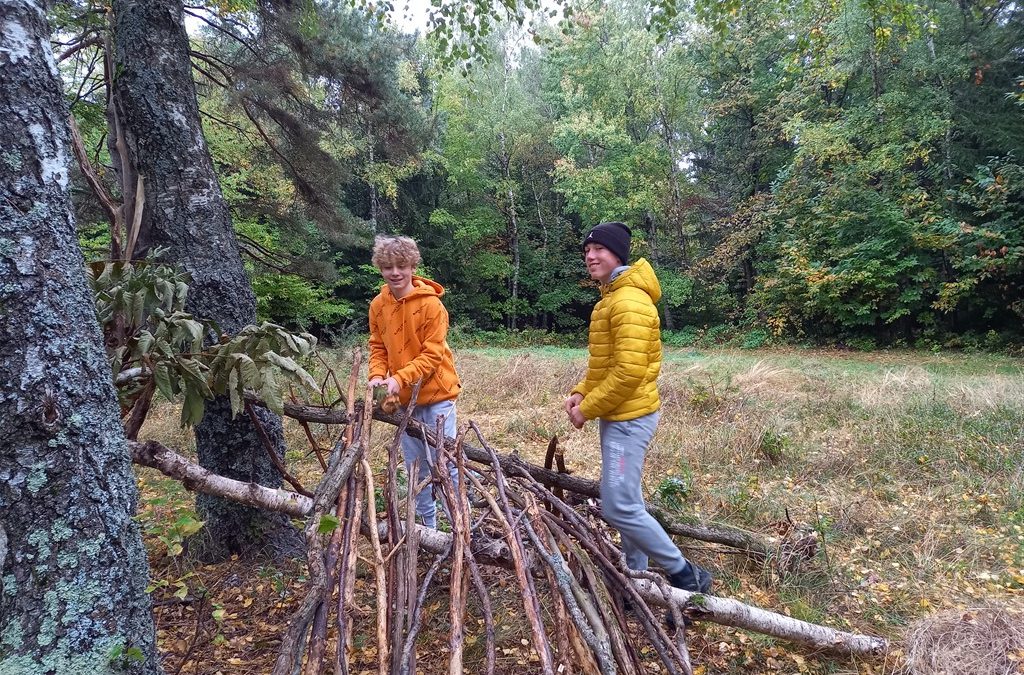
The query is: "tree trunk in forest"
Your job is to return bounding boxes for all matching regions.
[644,211,674,331]
[498,142,520,332]
[111,0,299,560]
[0,3,159,671]
[499,54,520,331]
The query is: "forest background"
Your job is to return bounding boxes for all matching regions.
[60,0,1024,353]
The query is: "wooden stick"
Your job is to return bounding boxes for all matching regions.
[245,401,313,497]
[520,495,611,675]
[400,455,419,675]
[547,528,610,674]
[466,542,496,675]
[336,469,364,675]
[304,475,351,675]
[529,484,690,674]
[398,543,453,674]
[384,384,419,675]
[469,423,555,675]
[270,435,363,675]
[434,433,470,675]
[361,456,389,675]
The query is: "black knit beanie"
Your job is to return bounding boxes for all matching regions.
[582,221,632,266]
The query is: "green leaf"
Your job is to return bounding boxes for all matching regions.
[236,353,260,386]
[135,331,154,355]
[228,365,241,417]
[180,390,206,428]
[318,514,340,534]
[174,515,205,537]
[264,352,319,392]
[259,367,284,414]
[175,355,212,398]
[153,363,176,400]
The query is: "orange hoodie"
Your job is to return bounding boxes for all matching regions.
[368,276,461,406]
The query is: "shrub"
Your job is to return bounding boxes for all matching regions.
[662,327,700,347]
[741,328,771,350]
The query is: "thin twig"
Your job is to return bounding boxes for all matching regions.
[245,401,313,497]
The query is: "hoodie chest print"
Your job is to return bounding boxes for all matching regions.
[389,304,424,333]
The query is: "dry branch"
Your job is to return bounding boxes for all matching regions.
[470,425,555,674]
[271,420,367,675]
[246,392,350,425]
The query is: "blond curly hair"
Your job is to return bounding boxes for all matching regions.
[371,235,421,269]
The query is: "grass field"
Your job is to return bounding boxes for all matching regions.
[138,347,1024,673]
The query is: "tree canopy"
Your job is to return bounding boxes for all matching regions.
[58,0,1024,346]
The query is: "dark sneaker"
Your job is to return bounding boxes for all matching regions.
[668,562,714,594]
[665,562,714,630]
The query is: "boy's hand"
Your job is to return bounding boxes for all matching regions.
[567,404,586,430]
[368,374,399,395]
[564,393,583,414]
[369,376,401,396]
[383,376,401,396]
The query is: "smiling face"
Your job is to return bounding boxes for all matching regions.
[584,243,622,284]
[378,260,416,298]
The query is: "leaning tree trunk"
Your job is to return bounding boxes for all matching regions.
[110,0,299,560]
[0,3,159,671]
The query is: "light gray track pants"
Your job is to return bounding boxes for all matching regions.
[400,399,458,529]
[599,411,687,575]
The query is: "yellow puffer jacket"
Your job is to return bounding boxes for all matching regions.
[573,258,662,421]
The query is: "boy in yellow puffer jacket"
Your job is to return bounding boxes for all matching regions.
[565,221,713,614]
[368,235,461,529]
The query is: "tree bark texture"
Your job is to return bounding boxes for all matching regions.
[110,0,297,560]
[0,3,159,671]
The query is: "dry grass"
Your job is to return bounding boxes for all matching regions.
[904,603,1024,675]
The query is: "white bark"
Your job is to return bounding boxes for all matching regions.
[129,440,311,517]
[633,579,888,657]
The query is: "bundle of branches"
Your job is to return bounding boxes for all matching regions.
[130,351,889,673]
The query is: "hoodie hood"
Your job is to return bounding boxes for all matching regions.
[603,258,661,304]
[381,275,445,302]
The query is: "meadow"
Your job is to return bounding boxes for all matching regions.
[137,347,1024,674]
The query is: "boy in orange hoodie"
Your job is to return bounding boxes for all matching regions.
[368,235,461,529]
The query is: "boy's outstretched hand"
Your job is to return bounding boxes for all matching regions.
[564,393,586,429]
[370,376,401,396]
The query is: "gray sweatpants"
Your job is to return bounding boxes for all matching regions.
[600,411,687,575]
[400,399,459,529]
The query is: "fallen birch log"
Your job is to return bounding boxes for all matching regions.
[130,439,311,517]
[635,579,888,657]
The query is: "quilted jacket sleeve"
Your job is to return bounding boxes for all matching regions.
[578,291,657,420]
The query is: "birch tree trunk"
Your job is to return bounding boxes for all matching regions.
[110,0,299,560]
[0,3,159,670]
